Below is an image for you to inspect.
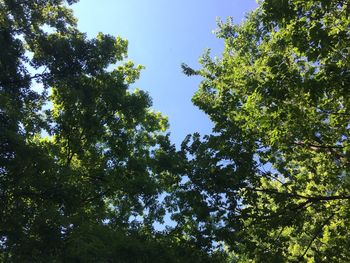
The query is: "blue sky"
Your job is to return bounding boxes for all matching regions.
[72,0,257,146]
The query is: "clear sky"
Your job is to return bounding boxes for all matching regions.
[72,0,257,146]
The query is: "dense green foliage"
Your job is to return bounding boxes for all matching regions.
[1,0,350,262]
[177,0,350,262]
[0,0,223,262]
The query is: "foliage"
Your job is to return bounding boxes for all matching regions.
[0,0,224,261]
[176,0,350,262]
[2,0,350,262]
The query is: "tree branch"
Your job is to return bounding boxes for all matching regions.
[246,187,350,202]
[298,212,336,260]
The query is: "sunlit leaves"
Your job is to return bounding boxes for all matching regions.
[176,0,350,261]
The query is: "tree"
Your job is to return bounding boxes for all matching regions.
[0,1,226,262]
[175,0,350,262]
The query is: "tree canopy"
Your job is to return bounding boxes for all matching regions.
[178,0,350,262]
[1,0,350,262]
[0,0,222,262]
